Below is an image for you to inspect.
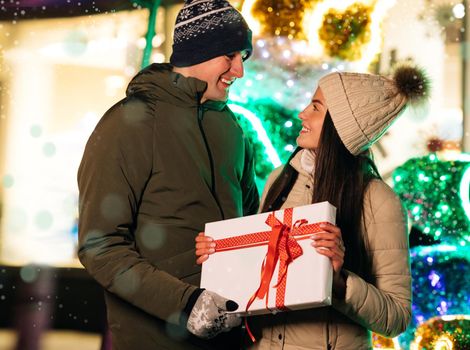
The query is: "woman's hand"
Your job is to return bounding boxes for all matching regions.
[310,223,346,297]
[195,232,216,265]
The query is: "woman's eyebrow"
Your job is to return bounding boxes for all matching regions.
[312,98,324,106]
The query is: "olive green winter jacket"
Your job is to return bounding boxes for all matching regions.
[77,63,259,349]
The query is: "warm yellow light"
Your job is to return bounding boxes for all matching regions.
[304,0,395,70]
[434,335,453,350]
[241,0,261,36]
[358,0,396,70]
[303,0,362,57]
[242,0,396,70]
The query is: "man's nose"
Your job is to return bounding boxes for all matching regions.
[230,53,244,78]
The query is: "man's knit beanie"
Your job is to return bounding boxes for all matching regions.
[318,65,430,155]
[170,0,252,67]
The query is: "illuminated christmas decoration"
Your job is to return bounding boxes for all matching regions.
[250,0,317,40]
[410,315,470,350]
[372,333,399,349]
[228,103,282,168]
[392,154,470,245]
[240,0,395,72]
[397,245,470,348]
[318,3,372,60]
[460,165,470,223]
[229,98,302,182]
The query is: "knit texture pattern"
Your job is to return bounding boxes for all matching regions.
[170,0,252,67]
[186,290,241,339]
[319,72,407,155]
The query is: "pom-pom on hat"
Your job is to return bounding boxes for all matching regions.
[318,65,430,155]
[170,0,253,67]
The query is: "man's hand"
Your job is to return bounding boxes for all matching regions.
[186,290,241,339]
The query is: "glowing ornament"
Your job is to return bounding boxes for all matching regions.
[460,166,470,223]
[372,333,399,349]
[318,2,372,60]
[410,315,470,350]
[397,245,470,348]
[303,0,395,69]
[392,155,470,245]
[245,0,317,39]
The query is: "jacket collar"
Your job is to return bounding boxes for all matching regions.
[126,63,227,110]
[290,149,315,178]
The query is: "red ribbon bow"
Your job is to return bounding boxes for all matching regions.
[212,208,328,342]
[244,208,306,341]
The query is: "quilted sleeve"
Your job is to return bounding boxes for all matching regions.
[332,180,412,337]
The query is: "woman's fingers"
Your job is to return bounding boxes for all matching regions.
[314,246,344,273]
[196,246,215,255]
[313,244,344,258]
[311,225,345,252]
[320,223,341,234]
[196,254,209,265]
[311,239,336,248]
[311,225,345,273]
[195,232,216,261]
[195,241,216,249]
[195,233,213,242]
[195,233,215,251]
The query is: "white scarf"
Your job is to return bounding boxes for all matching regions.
[299,149,316,175]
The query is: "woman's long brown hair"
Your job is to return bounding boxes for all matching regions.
[260,112,380,282]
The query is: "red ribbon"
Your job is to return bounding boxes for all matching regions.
[213,208,329,342]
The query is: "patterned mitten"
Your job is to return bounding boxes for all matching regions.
[186,290,241,339]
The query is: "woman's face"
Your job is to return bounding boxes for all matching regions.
[296,87,327,150]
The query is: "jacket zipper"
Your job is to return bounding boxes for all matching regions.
[197,104,225,220]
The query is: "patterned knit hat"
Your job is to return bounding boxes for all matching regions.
[170,0,252,67]
[318,65,430,155]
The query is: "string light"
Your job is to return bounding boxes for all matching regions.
[228,103,282,168]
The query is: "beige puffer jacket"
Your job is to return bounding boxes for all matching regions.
[247,150,411,350]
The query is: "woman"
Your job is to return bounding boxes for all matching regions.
[195,66,429,349]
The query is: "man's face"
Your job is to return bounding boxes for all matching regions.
[189,51,247,102]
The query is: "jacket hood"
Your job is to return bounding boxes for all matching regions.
[125,63,226,110]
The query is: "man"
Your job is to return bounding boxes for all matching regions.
[77,1,259,349]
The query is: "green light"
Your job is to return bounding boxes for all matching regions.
[284,144,294,152]
[228,103,282,167]
[395,175,402,182]
[429,154,436,161]
[392,155,470,245]
[459,165,470,221]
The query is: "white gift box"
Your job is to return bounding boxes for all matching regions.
[201,201,336,316]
